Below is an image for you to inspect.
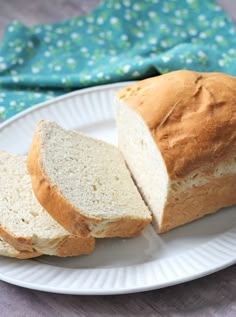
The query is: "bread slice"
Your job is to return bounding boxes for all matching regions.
[27,121,151,238]
[0,152,95,256]
[0,237,40,259]
[116,70,236,233]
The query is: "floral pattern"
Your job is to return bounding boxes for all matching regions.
[0,0,235,120]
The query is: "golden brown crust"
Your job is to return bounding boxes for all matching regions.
[0,226,41,257]
[0,220,95,257]
[56,235,95,257]
[157,173,236,233]
[27,121,151,238]
[0,226,35,252]
[13,250,40,259]
[91,217,151,238]
[117,70,236,179]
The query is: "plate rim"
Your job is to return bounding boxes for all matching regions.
[0,81,133,131]
[0,258,235,295]
[0,82,235,295]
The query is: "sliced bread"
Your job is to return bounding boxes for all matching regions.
[116,70,236,233]
[0,151,95,256]
[27,121,151,238]
[0,238,40,259]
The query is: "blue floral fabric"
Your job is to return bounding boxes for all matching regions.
[0,0,235,120]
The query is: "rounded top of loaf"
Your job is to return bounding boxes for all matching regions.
[117,70,236,178]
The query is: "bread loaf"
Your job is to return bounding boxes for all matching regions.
[116,70,236,233]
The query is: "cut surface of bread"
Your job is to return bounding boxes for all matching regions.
[27,121,151,238]
[116,70,236,233]
[0,238,40,259]
[0,152,95,256]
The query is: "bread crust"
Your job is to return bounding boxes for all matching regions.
[27,121,151,238]
[0,222,95,257]
[0,239,40,259]
[56,235,95,256]
[87,217,151,238]
[0,227,41,258]
[10,250,40,259]
[157,173,236,233]
[117,70,236,179]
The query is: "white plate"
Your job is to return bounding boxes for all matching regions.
[0,82,235,295]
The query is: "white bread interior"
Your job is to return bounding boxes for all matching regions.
[116,102,169,232]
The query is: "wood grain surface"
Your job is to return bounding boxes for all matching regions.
[0,0,235,316]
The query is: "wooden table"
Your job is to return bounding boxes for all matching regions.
[0,1,235,316]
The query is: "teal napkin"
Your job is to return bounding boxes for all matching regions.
[0,0,235,120]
